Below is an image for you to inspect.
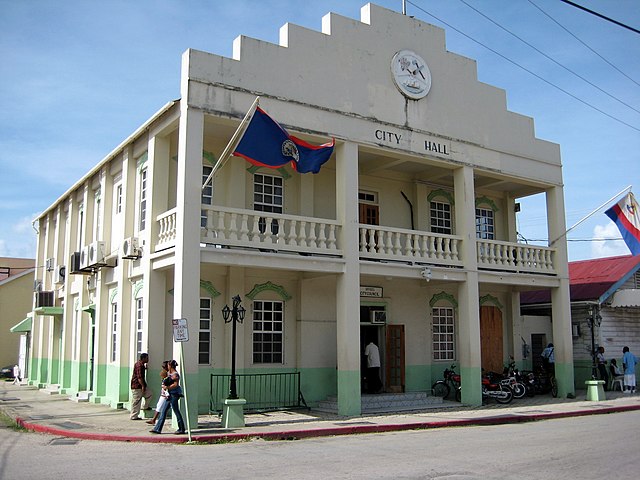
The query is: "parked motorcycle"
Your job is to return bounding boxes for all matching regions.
[432,364,461,401]
[482,372,514,404]
[502,359,527,399]
[520,366,558,398]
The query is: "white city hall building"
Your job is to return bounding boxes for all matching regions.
[28,4,574,423]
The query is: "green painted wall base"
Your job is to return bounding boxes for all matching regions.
[460,366,482,406]
[555,361,576,398]
[222,398,246,428]
[337,370,361,416]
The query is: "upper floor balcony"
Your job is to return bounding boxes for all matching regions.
[155,206,556,275]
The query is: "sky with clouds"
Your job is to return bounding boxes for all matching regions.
[1,0,638,262]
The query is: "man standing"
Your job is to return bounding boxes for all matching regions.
[541,343,554,375]
[130,353,152,420]
[622,346,637,394]
[596,346,609,389]
[364,340,382,394]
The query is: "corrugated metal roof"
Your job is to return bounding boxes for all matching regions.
[521,255,640,305]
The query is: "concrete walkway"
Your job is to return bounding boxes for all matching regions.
[2,381,639,444]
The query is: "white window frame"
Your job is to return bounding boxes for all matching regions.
[475,207,495,240]
[199,297,212,365]
[135,297,144,358]
[72,302,80,361]
[432,306,455,361]
[253,173,283,214]
[201,165,213,228]
[252,300,284,364]
[110,302,118,363]
[430,200,452,235]
[139,168,148,231]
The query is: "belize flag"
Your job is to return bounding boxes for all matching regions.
[605,192,640,255]
[232,107,334,174]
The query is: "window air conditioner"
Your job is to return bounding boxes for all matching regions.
[35,291,54,308]
[45,258,55,271]
[88,241,107,267]
[79,246,91,270]
[70,252,83,274]
[120,237,141,260]
[370,310,387,324]
[54,265,66,284]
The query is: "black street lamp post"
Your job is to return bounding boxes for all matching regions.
[586,305,602,380]
[222,295,246,400]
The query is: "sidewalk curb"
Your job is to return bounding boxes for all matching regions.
[14,404,640,444]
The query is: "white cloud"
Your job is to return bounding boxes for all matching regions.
[0,215,38,259]
[591,222,629,259]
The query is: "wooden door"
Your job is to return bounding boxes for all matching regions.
[385,324,405,393]
[480,306,503,373]
[359,204,379,252]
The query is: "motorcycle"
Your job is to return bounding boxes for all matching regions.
[432,364,461,401]
[520,366,558,398]
[502,359,527,399]
[482,371,513,404]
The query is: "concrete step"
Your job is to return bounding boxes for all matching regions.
[315,391,443,414]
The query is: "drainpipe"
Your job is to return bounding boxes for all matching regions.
[400,191,415,230]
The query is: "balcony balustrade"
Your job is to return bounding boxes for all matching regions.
[154,207,556,275]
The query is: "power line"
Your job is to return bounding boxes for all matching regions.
[405,0,640,133]
[458,0,640,116]
[528,0,640,88]
[560,0,640,35]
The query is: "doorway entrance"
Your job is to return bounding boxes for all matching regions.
[480,305,503,373]
[361,324,383,393]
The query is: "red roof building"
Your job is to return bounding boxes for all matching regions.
[521,255,640,305]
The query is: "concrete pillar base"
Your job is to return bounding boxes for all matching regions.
[585,380,606,401]
[222,398,246,428]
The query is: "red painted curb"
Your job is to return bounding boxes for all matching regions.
[15,404,640,444]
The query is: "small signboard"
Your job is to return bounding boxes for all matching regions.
[360,286,383,298]
[172,318,189,342]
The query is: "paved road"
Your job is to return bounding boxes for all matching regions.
[1,408,637,479]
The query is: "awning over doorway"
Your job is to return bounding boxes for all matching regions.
[34,306,64,316]
[10,315,32,333]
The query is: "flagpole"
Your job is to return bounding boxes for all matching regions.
[549,185,632,246]
[201,96,260,191]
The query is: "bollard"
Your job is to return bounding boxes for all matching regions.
[585,380,606,401]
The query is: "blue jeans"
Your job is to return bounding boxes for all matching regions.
[151,392,185,433]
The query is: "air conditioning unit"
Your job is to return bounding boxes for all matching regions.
[33,279,43,292]
[45,258,55,271]
[120,237,141,260]
[70,252,82,274]
[35,291,54,308]
[54,265,66,284]
[370,310,387,324]
[79,246,91,270]
[88,241,107,267]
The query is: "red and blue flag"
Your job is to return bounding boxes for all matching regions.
[605,192,640,255]
[232,107,334,174]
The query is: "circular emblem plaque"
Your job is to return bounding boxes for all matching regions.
[391,50,432,100]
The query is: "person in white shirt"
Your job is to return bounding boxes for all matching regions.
[12,365,21,385]
[364,341,382,394]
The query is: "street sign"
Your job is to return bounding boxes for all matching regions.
[172,318,189,342]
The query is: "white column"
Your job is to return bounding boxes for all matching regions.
[335,140,361,416]
[174,55,204,426]
[547,185,574,397]
[454,165,482,406]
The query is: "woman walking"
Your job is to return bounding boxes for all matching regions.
[150,359,186,434]
[146,361,169,425]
